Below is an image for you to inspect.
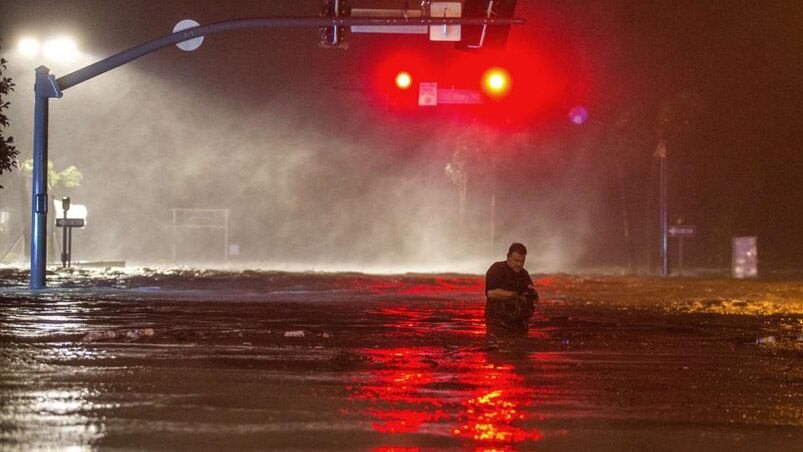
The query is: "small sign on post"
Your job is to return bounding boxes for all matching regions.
[668,225,696,237]
[54,197,87,267]
[419,82,438,106]
[437,88,484,105]
[56,218,85,228]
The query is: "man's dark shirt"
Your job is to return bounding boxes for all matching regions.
[484,261,537,333]
[485,260,534,300]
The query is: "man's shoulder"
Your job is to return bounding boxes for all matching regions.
[486,261,508,274]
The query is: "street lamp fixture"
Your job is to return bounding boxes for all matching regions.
[17,38,41,58]
[17,37,78,62]
[42,38,78,62]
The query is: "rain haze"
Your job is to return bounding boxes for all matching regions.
[1,0,799,274]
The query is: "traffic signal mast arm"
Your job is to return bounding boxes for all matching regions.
[56,16,524,91]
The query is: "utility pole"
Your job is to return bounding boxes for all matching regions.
[656,139,669,276]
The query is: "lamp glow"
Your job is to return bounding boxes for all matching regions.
[43,37,78,62]
[18,38,41,58]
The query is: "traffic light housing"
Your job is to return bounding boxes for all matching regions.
[319,0,351,49]
[456,0,518,51]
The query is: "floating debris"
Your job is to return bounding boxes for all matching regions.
[82,328,154,342]
[755,336,775,345]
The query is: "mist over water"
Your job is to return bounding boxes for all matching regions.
[2,42,603,276]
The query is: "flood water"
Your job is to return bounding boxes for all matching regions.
[1,268,802,450]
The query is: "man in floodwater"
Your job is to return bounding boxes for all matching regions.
[485,242,539,336]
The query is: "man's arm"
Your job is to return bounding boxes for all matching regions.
[486,263,517,300]
[521,271,538,303]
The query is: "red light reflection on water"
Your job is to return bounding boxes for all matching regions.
[349,347,445,434]
[451,361,544,446]
[397,277,484,297]
[348,346,548,449]
[346,279,555,448]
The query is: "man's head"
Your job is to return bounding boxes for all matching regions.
[506,242,527,273]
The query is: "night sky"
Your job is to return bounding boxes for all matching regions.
[0,1,800,272]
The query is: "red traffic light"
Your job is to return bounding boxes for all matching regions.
[395,71,413,90]
[481,67,511,98]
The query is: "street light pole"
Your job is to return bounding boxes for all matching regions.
[30,66,62,289]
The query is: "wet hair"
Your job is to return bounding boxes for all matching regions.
[507,242,527,256]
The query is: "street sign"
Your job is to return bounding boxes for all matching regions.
[56,218,85,228]
[419,82,438,106]
[668,225,696,237]
[437,88,483,105]
[350,9,427,34]
[173,20,204,51]
[732,236,758,278]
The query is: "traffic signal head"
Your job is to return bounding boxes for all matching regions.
[319,0,351,49]
[481,67,511,98]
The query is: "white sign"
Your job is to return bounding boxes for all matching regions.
[668,225,696,237]
[351,9,428,34]
[174,19,204,52]
[732,236,758,279]
[419,82,438,106]
[56,218,85,228]
[429,2,462,42]
[437,88,484,105]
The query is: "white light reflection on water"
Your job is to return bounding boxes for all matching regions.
[2,388,109,450]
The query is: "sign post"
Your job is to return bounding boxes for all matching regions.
[55,197,87,267]
[668,225,696,274]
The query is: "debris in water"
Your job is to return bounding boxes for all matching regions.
[330,350,371,370]
[82,331,116,342]
[82,328,154,342]
[755,336,775,345]
[284,330,306,337]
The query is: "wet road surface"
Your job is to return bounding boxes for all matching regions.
[1,269,802,450]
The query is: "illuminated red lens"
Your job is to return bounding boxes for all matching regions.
[482,67,511,98]
[395,71,412,90]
